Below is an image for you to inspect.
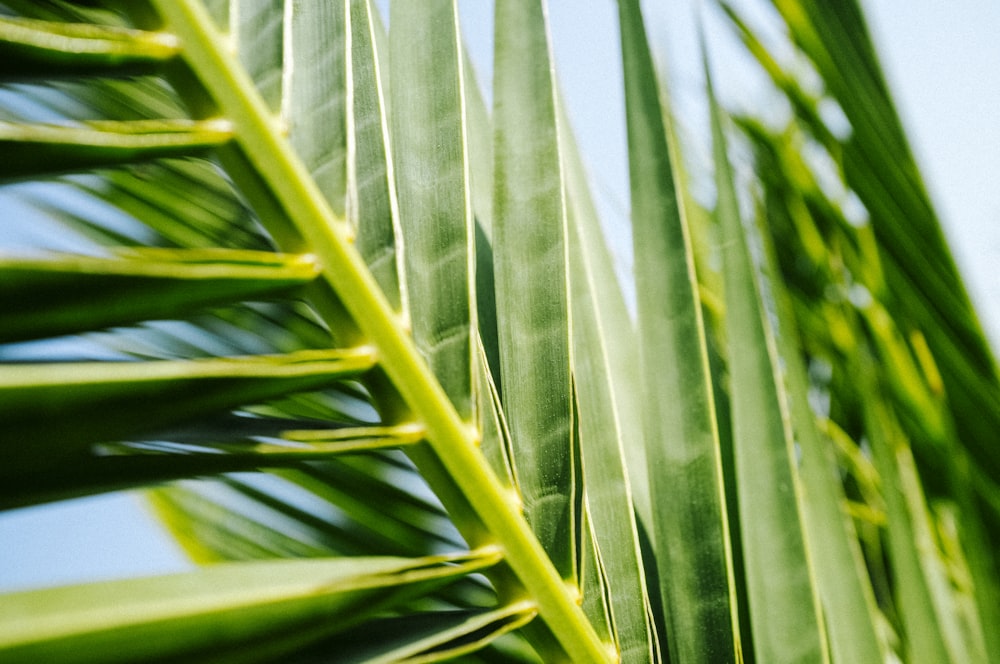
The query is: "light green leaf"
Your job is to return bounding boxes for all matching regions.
[390,0,473,418]
[579,504,615,648]
[476,341,517,490]
[283,0,349,218]
[463,44,494,240]
[348,0,404,310]
[707,48,829,663]
[204,0,228,29]
[493,0,576,586]
[233,0,283,111]
[462,38,502,388]
[0,548,502,664]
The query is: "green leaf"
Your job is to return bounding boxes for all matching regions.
[311,603,538,663]
[138,3,609,658]
[562,83,658,662]
[617,2,740,660]
[578,505,615,648]
[0,348,376,481]
[753,204,889,662]
[0,119,232,178]
[390,0,473,418]
[233,0,283,111]
[348,0,404,310]
[475,342,518,490]
[0,248,318,342]
[0,16,177,76]
[755,0,1000,529]
[283,0,348,218]
[707,46,829,663]
[493,0,576,586]
[150,451,466,564]
[0,423,425,509]
[269,463,464,558]
[77,161,269,251]
[0,548,503,664]
[859,363,965,663]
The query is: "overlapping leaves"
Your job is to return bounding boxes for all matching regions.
[1,1,998,663]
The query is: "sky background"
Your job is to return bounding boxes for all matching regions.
[1,0,997,592]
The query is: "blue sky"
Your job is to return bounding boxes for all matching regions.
[1,0,997,591]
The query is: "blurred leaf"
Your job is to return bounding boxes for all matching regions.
[306,602,537,663]
[0,16,177,77]
[0,425,416,509]
[860,360,973,663]
[707,47,829,663]
[0,347,376,481]
[752,197,889,661]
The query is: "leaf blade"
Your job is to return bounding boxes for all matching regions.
[617,3,740,660]
[0,248,318,342]
[493,0,576,586]
[707,48,829,664]
[0,548,502,664]
[389,0,472,416]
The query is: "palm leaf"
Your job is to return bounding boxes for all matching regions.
[0,548,501,664]
[390,0,472,419]
[492,0,577,590]
[562,83,658,662]
[706,46,829,663]
[722,1,1000,659]
[1,0,604,660]
[3,0,999,662]
[618,4,741,661]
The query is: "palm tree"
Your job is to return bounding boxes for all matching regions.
[1,0,997,662]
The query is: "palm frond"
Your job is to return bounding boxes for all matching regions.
[2,1,998,662]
